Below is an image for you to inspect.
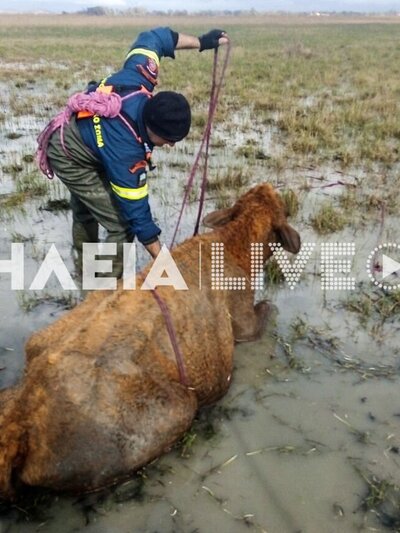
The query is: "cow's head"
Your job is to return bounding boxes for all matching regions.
[203,183,301,258]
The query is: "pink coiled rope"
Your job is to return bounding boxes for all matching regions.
[36,88,149,179]
[36,90,122,179]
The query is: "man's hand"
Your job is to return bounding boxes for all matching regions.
[145,239,161,259]
[199,29,229,52]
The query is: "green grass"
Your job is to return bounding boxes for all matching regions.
[310,202,347,234]
[206,167,250,192]
[1,14,400,235]
[0,16,399,170]
[16,172,49,196]
[236,143,268,160]
[280,188,300,217]
[0,192,26,209]
[264,258,285,285]
[0,171,50,214]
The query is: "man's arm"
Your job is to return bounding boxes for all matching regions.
[175,30,229,51]
[145,239,162,259]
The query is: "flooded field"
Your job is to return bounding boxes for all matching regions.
[1,14,400,533]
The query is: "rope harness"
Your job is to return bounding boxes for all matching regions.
[155,42,231,387]
[150,287,189,387]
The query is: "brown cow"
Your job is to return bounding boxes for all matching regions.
[0,183,300,499]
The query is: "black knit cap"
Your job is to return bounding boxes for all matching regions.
[143,91,191,142]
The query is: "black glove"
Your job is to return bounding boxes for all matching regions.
[199,29,226,52]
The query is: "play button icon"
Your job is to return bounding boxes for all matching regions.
[382,254,400,279]
[367,243,400,290]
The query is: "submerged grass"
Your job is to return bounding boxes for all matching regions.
[344,289,400,325]
[288,316,400,380]
[39,198,70,212]
[0,488,56,524]
[310,202,347,234]
[354,465,400,531]
[278,317,400,380]
[17,292,79,312]
[176,403,251,459]
[0,466,154,525]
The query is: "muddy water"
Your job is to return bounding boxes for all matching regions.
[1,96,400,533]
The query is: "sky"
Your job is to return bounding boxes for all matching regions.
[0,0,400,12]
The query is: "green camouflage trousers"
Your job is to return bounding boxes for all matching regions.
[47,118,133,278]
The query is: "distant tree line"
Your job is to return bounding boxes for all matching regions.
[77,7,261,16]
[75,7,399,16]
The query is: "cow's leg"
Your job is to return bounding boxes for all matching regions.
[229,291,269,342]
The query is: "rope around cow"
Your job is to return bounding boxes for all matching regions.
[153,42,232,387]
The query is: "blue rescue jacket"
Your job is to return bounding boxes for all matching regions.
[77,27,177,245]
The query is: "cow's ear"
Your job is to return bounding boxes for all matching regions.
[275,223,301,253]
[203,207,235,229]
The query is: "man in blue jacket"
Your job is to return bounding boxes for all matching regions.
[45,27,228,276]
